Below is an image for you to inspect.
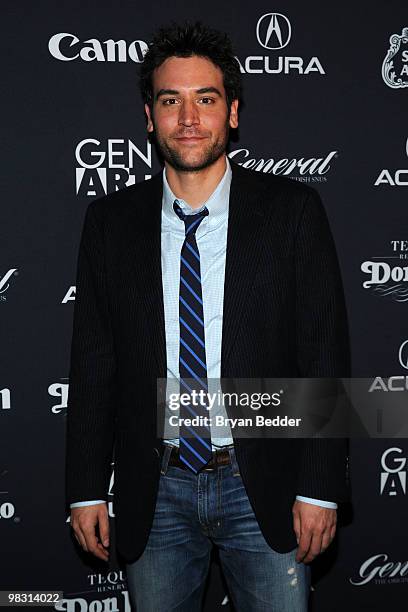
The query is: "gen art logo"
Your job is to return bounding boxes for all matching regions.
[380,447,406,496]
[75,138,154,197]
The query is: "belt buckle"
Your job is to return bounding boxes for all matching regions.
[202,449,219,472]
[203,448,228,471]
[203,464,215,472]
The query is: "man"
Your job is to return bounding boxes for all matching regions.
[66,21,350,611]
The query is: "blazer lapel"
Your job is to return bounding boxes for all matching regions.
[128,172,167,378]
[221,162,267,374]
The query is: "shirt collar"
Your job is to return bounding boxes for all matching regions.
[162,156,231,231]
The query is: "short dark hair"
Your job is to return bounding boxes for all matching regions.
[139,21,242,111]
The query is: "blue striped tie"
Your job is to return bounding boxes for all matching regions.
[173,200,213,473]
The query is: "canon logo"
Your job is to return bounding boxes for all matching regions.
[48,33,148,63]
[0,502,15,520]
[0,388,11,410]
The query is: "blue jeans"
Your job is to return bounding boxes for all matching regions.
[126,444,311,611]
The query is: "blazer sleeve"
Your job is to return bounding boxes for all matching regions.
[65,201,117,507]
[294,187,351,504]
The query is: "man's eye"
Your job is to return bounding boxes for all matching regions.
[200,97,215,104]
[163,98,178,105]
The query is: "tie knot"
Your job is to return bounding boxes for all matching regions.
[173,200,209,236]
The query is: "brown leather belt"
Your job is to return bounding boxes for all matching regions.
[165,444,233,471]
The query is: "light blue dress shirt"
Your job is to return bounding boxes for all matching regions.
[70,157,337,510]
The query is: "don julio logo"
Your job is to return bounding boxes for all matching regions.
[361,240,408,302]
[236,12,324,75]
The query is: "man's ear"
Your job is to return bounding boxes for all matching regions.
[229,99,239,129]
[145,103,154,132]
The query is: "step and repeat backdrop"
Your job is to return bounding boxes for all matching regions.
[2,1,407,610]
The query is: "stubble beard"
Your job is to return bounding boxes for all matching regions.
[152,119,230,173]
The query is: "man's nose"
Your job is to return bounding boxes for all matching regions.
[178,99,200,126]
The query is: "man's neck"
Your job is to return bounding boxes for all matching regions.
[164,155,227,209]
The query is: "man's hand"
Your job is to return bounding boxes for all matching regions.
[70,503,110,561]
[292,499,337,564]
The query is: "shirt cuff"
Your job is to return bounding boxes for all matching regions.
[296,495,337,509]
[70,500,106,508]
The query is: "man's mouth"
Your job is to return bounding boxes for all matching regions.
[174,135,207,142]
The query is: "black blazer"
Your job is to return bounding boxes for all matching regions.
[65,160,351,563]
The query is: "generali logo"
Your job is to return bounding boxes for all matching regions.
[0,268,18,301]
[228,148,337,182]
[350,553,408,586]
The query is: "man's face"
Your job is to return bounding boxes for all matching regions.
[145,55,239,172]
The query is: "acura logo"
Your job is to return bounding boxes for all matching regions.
[256,13,292,50]
[399,340,408,370]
